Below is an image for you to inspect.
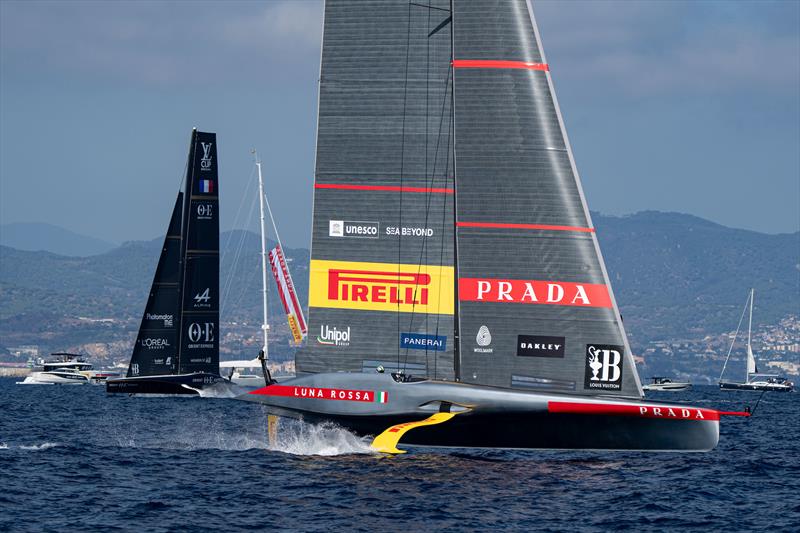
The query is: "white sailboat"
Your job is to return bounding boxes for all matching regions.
[719,289,794,392]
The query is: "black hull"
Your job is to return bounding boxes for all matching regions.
[719,382,793,392]
[290,410,717,451]
[240,373,738,451]
[106,373,222,395]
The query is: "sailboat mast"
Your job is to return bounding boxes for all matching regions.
[449,0,461,382]
[254,152,270,363]
[747,288,754,381]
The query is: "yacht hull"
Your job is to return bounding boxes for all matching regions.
[239,373,732,452]
[719,382,793,392]
[106,373,223,395]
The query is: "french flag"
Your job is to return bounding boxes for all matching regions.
[200,179,213,193]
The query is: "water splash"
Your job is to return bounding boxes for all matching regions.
[18,442,60,451]
[268,418,377,456]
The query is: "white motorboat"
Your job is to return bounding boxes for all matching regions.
[18,352,118,385]
[642,377,692,392]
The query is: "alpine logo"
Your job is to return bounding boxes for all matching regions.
[517,335,565,358]
[194,288,211,308]
[584,344,624,391]
[329,220,379,238]
[474,325,493,353]
[459,278,612,308]
[200,142,213,171]
[317,325,351,346]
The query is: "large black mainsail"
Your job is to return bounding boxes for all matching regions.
[127,193,183,378]
[242,0,748,451]
[108,129,222,395]
[178,131,220,375]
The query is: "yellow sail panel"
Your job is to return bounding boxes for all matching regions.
[309,259,454,315]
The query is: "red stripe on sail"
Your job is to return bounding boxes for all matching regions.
[548,401,727,421]
[315,183,454,194]
[457,221,594,233]
[459,278,612,308]
[453,59,549,71]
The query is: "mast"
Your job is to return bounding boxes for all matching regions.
[746,288,754,382]
[254,151,270,364]
[449,0,460,382]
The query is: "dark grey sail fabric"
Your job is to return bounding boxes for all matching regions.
[297,0,456,378]
[178,130,220,375]
[127,193,183,377]
[451,0,642,397]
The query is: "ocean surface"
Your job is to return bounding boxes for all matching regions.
[1,378,798,532]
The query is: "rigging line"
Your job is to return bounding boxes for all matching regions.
[409,2,450,12]
[401,7,448,374]
[749,389,767,416]
[220,191,257,318]
[220,165,257,280]
[220,191,255,315]
[435,68,454,381]
[719,291,752,382]
[402,55,454,374]
[397,2,413,373]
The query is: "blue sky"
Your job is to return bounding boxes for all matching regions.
[1,0,798,247]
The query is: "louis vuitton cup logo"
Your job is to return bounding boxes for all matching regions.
[200,142,213,171]
[584,344,624,391]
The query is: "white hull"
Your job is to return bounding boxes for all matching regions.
[643,383,691,392]
[19,371,90,385]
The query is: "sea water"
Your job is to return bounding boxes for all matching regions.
[1,379,798,531]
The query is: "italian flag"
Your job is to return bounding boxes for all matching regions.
[376,391,388,403]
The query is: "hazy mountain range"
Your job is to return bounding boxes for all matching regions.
[0,211,797,357]
[0,222,118,256]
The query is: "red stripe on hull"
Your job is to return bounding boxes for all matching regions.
[315,183,454,194]
[453,59,549,71]
[457,221,594,233]
[547,401,749,421]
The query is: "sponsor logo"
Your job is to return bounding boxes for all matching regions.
[141,337,170,349]
[517,335,565,358]
[146,313,173,327]
[309,260,454,314]
[130,363,139,376]
[474,325,493,353]
[400,333,447,351]
[386,226,434,238]
[189,357,212,364]
[329,220,379,238]
[187,322,215,348]
[548,401,711,420]
[196,203,213,220]
[584,344,624,391]
[200,142,213,171]
[317,325,351,346]
[193,288,211,308]
[459,278,612,308]
[251,384,384,403]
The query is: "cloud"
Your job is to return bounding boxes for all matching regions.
[0,0,323,85]
[535,0,799,98]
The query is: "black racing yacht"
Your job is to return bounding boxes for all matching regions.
[107,129,224,395]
